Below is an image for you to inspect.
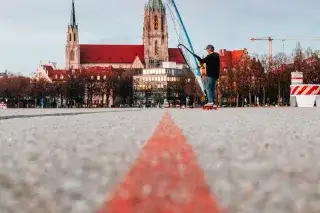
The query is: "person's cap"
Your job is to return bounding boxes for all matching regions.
[205,44,214,50]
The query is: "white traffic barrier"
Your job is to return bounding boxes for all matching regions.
[290,84,320,107]
[290,71,320,107]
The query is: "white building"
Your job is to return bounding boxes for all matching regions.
[133,62,189,105]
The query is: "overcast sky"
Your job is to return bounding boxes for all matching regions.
[1,0,320,76]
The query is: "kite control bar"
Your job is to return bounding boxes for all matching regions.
[178,43,204,70]
[178,43,200,59]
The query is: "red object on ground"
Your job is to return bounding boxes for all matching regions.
[96,111,222,213]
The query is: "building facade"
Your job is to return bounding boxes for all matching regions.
[32,0,248,107]
[133,62,191,106]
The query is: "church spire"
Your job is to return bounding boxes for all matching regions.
[69,0,77,28]
[147,0,165,10]
[143,0,168,68]
[66,0,80,70]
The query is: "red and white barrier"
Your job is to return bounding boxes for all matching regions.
[290,85,320,96]
[290,85,320,107]
[290,72,320,107]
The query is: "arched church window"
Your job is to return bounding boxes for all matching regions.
[154,15,158,30]
[74,33,76,41]
[69,33,72,41]
[70,50,75,61]
[154,40,159,55]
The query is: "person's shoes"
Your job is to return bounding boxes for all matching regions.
[204,102,213,106]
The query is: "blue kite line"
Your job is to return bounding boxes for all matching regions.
[169,0,205,94]
[169,0,202,78]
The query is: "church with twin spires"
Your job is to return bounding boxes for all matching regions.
[65,0,185,71]
[35,0,246,81]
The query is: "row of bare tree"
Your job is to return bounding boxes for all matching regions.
[0,69,138,108]
[214,45,320,106]
[1,45,319,108]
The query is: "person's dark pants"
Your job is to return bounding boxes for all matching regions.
[204,76,217,103]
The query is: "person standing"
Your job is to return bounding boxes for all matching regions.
[195,44,220,107]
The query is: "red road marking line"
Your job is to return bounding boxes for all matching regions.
[96,111,223,213]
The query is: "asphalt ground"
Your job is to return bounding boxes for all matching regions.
[0,108,319,213]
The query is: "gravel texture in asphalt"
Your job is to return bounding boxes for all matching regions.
[0,108,319,213]
[0,109,163,213]
[170,108,320,213]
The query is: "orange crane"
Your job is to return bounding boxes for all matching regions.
[250,36,320,64]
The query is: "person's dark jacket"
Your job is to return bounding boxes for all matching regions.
[195,52,220,79]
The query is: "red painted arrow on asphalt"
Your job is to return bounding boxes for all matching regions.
[96,111,223,213]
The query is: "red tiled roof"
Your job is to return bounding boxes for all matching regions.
[79,44,186,65]
[231,50,246,63]
[80,45,145,64]
[217,49,246,69]
[168,48,185,64]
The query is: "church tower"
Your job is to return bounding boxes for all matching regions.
[65,0,80,70]
[143,0,169,68]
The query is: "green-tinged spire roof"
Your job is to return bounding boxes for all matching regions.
[147,0,165,10]
[70,0,77,28]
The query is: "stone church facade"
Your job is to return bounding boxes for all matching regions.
[65,0,185,71]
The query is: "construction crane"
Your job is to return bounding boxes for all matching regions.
[250,36,320,64]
